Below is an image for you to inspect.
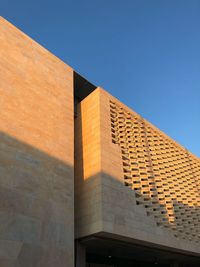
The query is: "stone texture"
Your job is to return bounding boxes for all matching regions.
[109,97,200,242]
[1,14,200,267]
[75,88,200,257]
[0,17,74,266]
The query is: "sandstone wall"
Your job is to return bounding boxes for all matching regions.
[0,17,74,267]
[75,88,200,257]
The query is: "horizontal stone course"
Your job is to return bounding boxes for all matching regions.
[0,17,74,266]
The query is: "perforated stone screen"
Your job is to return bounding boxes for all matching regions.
[110,100,200,242]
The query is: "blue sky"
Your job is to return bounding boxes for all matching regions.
[1,0,200,157]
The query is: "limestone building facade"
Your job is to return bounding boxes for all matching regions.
[0,17,74,267]
[0,17,200,267]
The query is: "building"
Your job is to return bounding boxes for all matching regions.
[0,17,200,267]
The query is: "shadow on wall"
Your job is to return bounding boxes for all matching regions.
[109,101,200,244]
[170,199,200,241]
[75,171,200,267]
[74,100,200,245]
[0,131,73,267]
[134,189,200,243]
[74,102,200,267]
[74,102,84,232]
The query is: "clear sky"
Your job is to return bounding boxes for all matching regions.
[1,0,200,157]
